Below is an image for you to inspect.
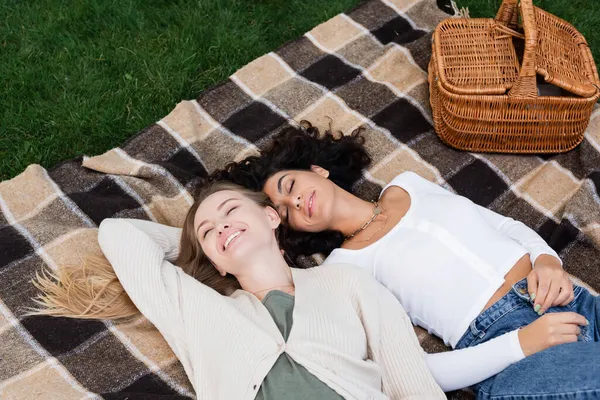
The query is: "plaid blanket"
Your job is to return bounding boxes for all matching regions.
[1,0,599,398]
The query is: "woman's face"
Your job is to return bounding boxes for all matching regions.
[193,190,280,276]
[263,166,336,233]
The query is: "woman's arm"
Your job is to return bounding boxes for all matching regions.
[474,206,576,310]
[116,218,183,261]
[475,205,561,266]
[355,269,446,399]
[424,330,524,392]
[97,218,187,341]
[368,286,527,393]
[405,172,569,308]
[402,171,561,266]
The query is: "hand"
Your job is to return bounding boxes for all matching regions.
[518,312,588,357]
[527,255,573,315]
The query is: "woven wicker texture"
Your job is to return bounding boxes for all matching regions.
[429,0,600,153]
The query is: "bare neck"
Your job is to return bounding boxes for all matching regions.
[329,188,379,237]
[235,247,294,300]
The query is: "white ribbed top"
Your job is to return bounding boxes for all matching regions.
[325,171,561,391]
[98,218,445,400]
[326,172,559,347]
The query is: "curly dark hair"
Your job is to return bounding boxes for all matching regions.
[211,120,371,264]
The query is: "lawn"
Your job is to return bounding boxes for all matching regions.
[1,0,599,181]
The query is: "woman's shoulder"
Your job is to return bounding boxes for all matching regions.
[297,262,372,287]
[386,171,432,189]
[385,171,452,197]
[388,170,420,185]
[323,246,374,268]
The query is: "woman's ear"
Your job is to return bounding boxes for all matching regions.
[265,206,281,229]
[310,165,330,178]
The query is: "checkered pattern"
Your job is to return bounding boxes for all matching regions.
[1,0,599,398]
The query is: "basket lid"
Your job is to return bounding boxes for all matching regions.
[432,18,521,96]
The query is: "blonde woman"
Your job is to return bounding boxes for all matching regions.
[32,181,445,400]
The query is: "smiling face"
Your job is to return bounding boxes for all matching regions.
[193,190,280,276]
[263,166,337,233]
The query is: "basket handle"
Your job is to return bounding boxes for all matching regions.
[495,0,519,29]
[490,23,525,40]
[508,0,538,98]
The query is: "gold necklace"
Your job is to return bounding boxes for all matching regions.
[351,214,388,243]
[344,201,386,241]
[252,284,295,297]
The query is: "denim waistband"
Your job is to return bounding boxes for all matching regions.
[456,278,531,348]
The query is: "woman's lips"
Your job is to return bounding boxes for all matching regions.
[220,229,244,252]
[308,191,315,218]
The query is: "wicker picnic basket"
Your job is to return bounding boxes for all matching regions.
[428,0,600,153]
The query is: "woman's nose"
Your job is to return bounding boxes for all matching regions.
[217,223,230,234]
[293,194,302,209]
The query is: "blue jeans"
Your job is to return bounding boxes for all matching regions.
[455,278,600,399]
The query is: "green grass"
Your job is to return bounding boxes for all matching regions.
[459,0,600,61]
[1,0,599,181]
[0,0,360,181]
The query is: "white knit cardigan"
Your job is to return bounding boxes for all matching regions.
[98,218,445,400]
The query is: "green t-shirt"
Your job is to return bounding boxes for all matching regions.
[255,290,344,400]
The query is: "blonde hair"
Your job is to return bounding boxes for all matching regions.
[27,181,273,320]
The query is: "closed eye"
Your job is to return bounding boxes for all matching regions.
[203,228,213,239]
[288,180,295,194]
[226,206,238,215]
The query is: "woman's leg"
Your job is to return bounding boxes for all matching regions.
[474,341,600,400]
[566,284,600,342]
[457,280,600,399]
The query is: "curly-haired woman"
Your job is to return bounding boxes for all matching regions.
[217,121,600,399]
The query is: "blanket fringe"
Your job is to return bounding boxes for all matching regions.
[450,0,470,18]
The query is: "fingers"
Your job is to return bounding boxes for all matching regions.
[555,323,581,336]
[540,283,559,314]
[534,280,550,314]
[521,312,586,356]
[554,285,572,307]
[527,270,538,302]
[558,281,575,306]
[560,292,575,307]
[551,311,588,326]
[558,334,579,345]
[529,266,576,313]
